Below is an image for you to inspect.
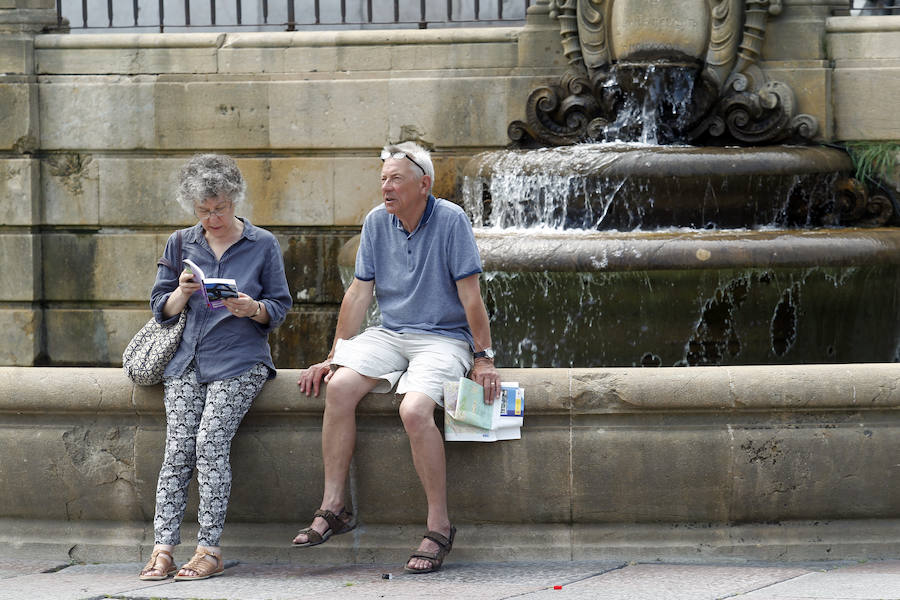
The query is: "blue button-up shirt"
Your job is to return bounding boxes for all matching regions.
[151,218,292,383]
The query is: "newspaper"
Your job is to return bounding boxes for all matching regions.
[443,378,525,442]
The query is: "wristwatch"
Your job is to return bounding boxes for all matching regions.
[473,347,495,360]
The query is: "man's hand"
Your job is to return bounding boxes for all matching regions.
[298,360,333,397]
[471,358,501,404]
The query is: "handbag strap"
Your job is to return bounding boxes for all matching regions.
[157,229,183,272]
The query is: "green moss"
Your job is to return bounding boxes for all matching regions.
[844,141,900,183]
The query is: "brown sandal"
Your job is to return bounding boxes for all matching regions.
[292,508,356,547]
[404,526,456,574]
[138,548,177,580]
[173,546,224,581]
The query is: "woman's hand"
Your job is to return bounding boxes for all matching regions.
[298,360,333,398]
[163,269,201,318]
[223,292,260,319]
[177,269,202,298]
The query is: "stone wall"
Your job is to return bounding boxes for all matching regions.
[0,10,565,368]
[6,3,900,369]
[2,364,899,563]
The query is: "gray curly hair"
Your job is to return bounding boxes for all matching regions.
[176,154,246,214]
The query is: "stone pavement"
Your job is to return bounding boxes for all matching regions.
[2,557,900,600]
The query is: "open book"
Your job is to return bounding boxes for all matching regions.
[183,258,238,309]
[443,378,525,442]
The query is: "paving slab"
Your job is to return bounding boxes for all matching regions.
[518,563,814,600]
[739,559,900,600]
[0,557,71,579]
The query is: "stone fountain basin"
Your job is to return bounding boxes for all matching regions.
[463,145,854,230]
[340,228,900,368]
[475,227,900,272]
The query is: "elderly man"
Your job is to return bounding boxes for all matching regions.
[293,141,501,574]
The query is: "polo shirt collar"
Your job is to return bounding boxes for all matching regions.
[391,195,436,236]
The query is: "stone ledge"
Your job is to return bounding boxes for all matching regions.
[34,28,520,51]
[826,15,900,33]
[3,364,900,415]
[2,518,898,564]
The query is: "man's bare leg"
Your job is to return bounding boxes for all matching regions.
[398,392,452,571]
[292,367,378,544]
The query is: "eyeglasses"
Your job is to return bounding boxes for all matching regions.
[380,150,426,177]
[195,205,231,219]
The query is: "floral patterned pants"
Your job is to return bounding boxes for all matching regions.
[153,362,268,547]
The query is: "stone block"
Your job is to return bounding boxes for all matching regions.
[572,426,733,523]
[239,157,334,226]
[95,156,368,228]
[0,158,38,225]
[217,45,288,74]
[386,76,513,148]
[44,308,153,365]
[765,18,830,61]
[827,16,900,60]
[42,233,158,301]
[728,423,900,521]
[227,422,326,522]
[517,22,567,70]
[39,78,156,150]
[35,33,223,75]
[0,420,142,521]
[0,81,37,151]
[833,67,900,140]
[332,157,382,226]
[153,81,269,150]
[0,233,39,301]
[0,308,41,365]
[446,421,573,523]
[269,79,391,149]
[828,31,900,61]
[98,158,188,227]
[36,47,217,75]
[390,42,518,71]
[0,32,33,74]
[42,153,100,225]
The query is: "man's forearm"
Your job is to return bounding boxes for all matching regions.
[327,279,374,358]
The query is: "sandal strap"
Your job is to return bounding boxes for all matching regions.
[313,507,354,534]
[181,547,222,575]
[141,548,174,572]
[152,548,174,560]
[295,526,324,544]
[422,528,454,551]
[408,551,440,561]
[313,508,342,533]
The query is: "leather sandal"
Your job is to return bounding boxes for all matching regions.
[292,508,356,547]
[404,526,456,574]
[173,546,224,581]
[138,548,177,580]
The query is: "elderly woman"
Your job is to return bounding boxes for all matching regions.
[138,154,292,581]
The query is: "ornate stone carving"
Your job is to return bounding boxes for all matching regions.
[511,0,818,147]
[836,177,896,228]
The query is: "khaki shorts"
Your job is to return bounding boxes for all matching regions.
[331,326,472,406]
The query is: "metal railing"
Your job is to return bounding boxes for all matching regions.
[56,0,534,33]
